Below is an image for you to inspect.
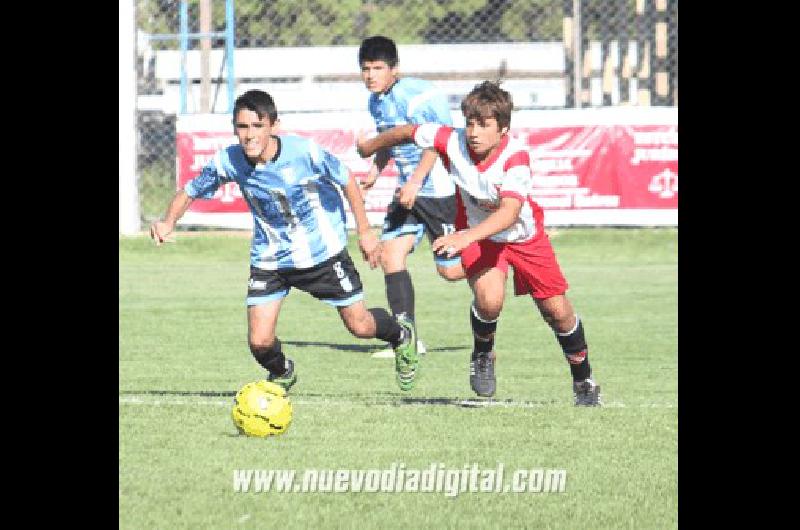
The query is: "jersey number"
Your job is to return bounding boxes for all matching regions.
[333,261,353,292]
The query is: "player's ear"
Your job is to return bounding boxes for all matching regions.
[500,125,509,135]
[271,118,281,132]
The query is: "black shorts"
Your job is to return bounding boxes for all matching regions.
[381,195,460,266]
[246,249,364,307]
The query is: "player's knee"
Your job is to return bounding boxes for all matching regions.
[248,334,276,352]
[380,254,404,273]
[437,265,465,282]
[540,307,573,332]
[474,301,502,322]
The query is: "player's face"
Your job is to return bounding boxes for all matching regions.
[360,60,397,93]
[234,109,277,162]
[465,117,508,159]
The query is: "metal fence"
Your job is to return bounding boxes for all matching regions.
[134,0,677,225]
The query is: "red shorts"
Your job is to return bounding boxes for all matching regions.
[460,234,569,299]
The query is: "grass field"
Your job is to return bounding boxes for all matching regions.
[119,228,677,529]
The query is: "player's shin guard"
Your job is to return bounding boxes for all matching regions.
[556,316,592,381]
[369,307,404,347]
[250,338,288,376]
[385,270,415,321]
[471,304,498,354]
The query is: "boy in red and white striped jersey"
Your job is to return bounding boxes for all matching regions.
[357,81,602,406]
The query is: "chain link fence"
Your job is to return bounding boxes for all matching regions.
[134,0,677,225]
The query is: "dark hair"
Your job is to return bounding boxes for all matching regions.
[358,35,398,67]
[460,81,513,131]
[233,90,278,124]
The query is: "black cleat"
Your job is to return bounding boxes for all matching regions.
[470,350,496,397]
[573,378,602,406]
[267,358,297,392]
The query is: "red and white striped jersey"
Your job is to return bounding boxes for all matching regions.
[413,123,544,243]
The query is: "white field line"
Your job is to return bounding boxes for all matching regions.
[119,395,676,409]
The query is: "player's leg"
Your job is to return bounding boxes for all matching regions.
[380,233,417,321]
[375,200,428,356]
[467,266,507,397]
[534,295,600,406]
[337,300,419,391]
[460,237,510,397]
[415,195,465,282]
[506,236,601,406]
[336,300,419,391]
[246,266,297,390]
[437,262,466,281]
[287,249,420,391]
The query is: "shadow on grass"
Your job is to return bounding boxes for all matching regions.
[282,340,465,353]
[119,389,558,408]
[120,389,236,397]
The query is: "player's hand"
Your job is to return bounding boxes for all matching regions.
[360,163,380,191]
[358,230,381,269]
[397,181,421,209]
[431,231,473,258]
[149,220,176,246]
[356,132,375,158]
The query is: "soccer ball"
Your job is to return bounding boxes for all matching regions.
[231,380,293,437]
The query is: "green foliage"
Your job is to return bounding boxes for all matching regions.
[136,0,591,46]
[501,0,564,41]
[235,0,365,46]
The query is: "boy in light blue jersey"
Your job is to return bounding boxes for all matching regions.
[358,35,466,359]
[150,90,420,392]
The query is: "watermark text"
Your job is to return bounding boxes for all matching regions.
[233,463,566,496]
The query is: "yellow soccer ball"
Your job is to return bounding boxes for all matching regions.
[231,380,293,437]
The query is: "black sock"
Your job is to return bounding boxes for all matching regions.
[250,338,287,376]
[385,270,415,321]
[471,304,497,355]
[555,316,592,381]
[369,307,404,347]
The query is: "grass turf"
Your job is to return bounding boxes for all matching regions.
[119,227,677,529]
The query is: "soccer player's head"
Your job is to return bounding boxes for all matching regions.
[232,90,280,162]
[358,36,399,94]
[461,81,514,157]
[233,90,278,125]
[359,36,398,67]
[461,81,513,132]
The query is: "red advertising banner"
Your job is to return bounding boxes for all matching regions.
[175,109,677,227]
[517,124,678,210]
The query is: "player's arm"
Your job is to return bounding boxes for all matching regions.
[361,147,392,191]
[150,189,194,246]
[397,147,438,209]
[356,124,416,158]
[151,151,226,245]
[431,197,523,257]
[397,89,450,207]
[342,171,381,269]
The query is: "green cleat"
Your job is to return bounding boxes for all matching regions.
[267,358,297,392]
[393,315,420,391]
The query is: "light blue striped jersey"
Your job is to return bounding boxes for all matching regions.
[185,135,350,270]
[368,77,455,198]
